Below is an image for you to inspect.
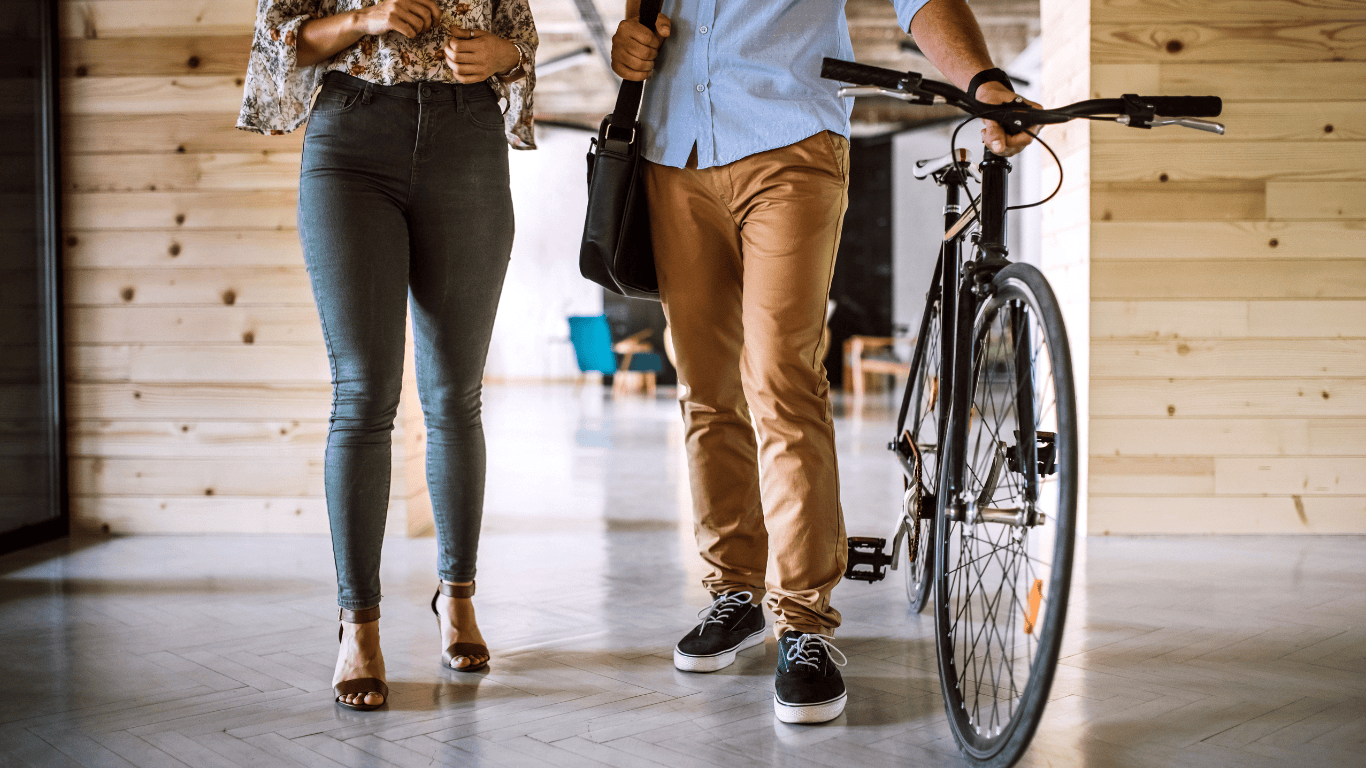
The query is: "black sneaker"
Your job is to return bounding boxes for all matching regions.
[774,631,847,723]
[673,591,766,672]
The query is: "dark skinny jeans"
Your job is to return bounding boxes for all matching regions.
[298,72,513,610]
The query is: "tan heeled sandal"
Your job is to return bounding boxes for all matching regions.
[334,605,389,711]
[430,581,490,673]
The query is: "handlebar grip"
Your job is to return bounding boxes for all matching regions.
[820,57,909,89]
[1142,95,1222,117]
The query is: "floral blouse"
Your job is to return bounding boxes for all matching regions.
[238,0,538,149]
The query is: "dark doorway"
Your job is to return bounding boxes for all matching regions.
[824,133,894,389]
[0,0,66,556]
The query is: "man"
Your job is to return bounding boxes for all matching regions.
[611,0,1034,724]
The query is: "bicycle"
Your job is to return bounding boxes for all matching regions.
[827,57,1223,767]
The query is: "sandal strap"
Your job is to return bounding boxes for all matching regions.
[333,677,389,698]
[438,581,476,599]
[339,605,380,624]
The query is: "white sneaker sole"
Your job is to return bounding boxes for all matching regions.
[774,692,847,724]
[673,629,766,672]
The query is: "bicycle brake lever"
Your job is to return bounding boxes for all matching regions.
[1164,117,1225,134]
[837,86,938,105]
[1117,115,1225,135]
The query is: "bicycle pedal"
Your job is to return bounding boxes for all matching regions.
[845,536,893,583]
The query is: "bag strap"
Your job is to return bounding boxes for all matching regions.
[607,0,664,139]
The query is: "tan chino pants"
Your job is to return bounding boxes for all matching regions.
[644,131,851,637]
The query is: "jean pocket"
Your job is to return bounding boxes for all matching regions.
[311,85,362,116]
[464,97,506,131]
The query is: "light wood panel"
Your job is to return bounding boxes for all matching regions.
[1089,495,1366,534]
[68,306,322,345]
[1091,262,1366,299]
[60,0,257,39]
[1092,299,1366,338]
[1074,0,1366,533]
[65,152,304,193]
[67,383,332,421]
[63,230,303,268]
[1092,21,1366,63]
[1092,417,1365,457]
[1091,338,1366,378]
[1090,221,1366,260]
[66,267,313,307]
[1091,378,1366,418]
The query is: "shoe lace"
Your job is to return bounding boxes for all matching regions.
[696,591,754,633]
[784,634,847,671]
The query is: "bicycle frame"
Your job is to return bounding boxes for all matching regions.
[894,147,1047,534]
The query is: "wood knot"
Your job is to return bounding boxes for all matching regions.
[174,214,186,225]
[222,290,237,305]
[242,331,255,344]
[168,242,181,256]
[1166,405,1176,416]
[75,65,89,77]
[187,56,201,69]
[1323,124,1333,134]
[1164,40,1183,54]
[66,235,78,247]
[120,287,135,302]
[1176,343,1190,356]
[1268,238,1279,248]
[1158,173,1169,182]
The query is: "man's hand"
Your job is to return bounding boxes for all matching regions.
[975,81,1040,158]
[610,13,672,81]
[444,27,521,83]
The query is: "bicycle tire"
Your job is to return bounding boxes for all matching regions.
[900,292,942,614]
[933,263,1078,767]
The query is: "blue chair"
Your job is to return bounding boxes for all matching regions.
[567,315,664,394]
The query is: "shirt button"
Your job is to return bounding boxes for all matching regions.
[699,25,708,34]
[696,84,706,92]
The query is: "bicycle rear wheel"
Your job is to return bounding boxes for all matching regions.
[899,290,942,614]
[934,263,1077,767]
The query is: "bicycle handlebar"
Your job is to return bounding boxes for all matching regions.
[819,58,1223,131]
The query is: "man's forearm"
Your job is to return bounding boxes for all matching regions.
[908,0,997,92]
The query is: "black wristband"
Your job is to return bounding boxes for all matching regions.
[968,68,1014,101]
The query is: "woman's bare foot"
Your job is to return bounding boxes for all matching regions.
[333,618,386,707]
[436,580,489,670]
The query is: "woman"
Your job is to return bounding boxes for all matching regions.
[238,0,537,711]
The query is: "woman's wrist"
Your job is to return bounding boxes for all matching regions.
[495,38,524,76]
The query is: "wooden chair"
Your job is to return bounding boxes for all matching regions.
[844,335,911,398]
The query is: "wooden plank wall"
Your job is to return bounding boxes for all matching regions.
[1063,0,1366,533]
[61,1,430,535]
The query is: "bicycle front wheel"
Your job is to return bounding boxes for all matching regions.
[934,263,1078,767]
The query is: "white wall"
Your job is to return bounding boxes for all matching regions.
[485,125,604,380]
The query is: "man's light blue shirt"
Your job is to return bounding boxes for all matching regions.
[639,0,932,169]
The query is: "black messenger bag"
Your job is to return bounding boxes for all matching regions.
[578,0,663,302]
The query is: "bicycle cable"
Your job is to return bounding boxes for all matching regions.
[946,107,1068,226]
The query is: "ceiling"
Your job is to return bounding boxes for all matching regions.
[531,0,1041,129]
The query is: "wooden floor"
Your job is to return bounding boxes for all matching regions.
[2,384,1363,767]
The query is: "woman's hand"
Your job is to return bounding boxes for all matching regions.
[353,0,442,39]
[610,13,671,81]
[444,28,520,83]
[976,81,1041,158]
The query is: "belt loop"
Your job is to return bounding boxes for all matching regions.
[361,82,373,105]
[455,84,464,111]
